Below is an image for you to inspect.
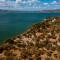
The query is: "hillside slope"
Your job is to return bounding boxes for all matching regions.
[0,17,60,60]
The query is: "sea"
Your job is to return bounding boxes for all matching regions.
[0,12,60,44]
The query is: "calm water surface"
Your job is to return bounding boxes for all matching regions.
[0,12,60,43]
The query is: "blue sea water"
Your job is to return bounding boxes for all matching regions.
[0,12,60,44]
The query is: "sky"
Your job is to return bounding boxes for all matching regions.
[0,0,60,11]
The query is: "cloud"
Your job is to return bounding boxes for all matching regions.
[0,0,5,2]
[16,0,22,3]
[31,0,36,2]
[0,0,60,10]
[15,0,37,3]
[43,3,49,5]
[51,1,57,4]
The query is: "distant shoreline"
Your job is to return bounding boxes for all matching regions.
[0,9,60,13]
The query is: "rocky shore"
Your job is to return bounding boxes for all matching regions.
[0,17,60,60]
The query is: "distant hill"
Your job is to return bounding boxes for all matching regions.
[40,9,60,13]
[0,9,60,13]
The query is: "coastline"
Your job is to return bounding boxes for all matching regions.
[0,17,60,60]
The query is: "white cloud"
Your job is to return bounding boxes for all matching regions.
[0,0,5,2]
[0,0,60,10]
[43,3,48,5]
[15,0,37,3]
[51,1,57,4]
[31,0,37,2]
[16,0,22,3]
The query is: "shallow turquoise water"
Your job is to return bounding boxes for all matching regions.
[0,12,60,43]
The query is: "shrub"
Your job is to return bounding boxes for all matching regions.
[5,39,14,44]
[0,47,4,53]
